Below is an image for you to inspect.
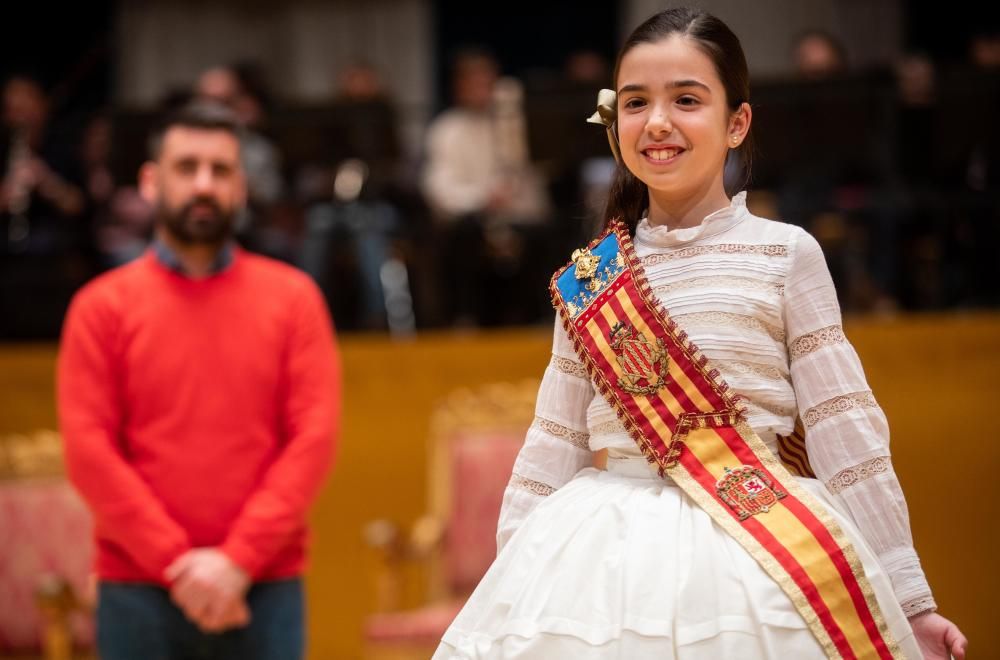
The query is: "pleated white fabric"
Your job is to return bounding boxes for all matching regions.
[433,456,922,659]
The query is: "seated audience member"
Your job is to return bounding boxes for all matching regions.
[420,48,552,327]
[0,74,89,338]
[792,29,848,80]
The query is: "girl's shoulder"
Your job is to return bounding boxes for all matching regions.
[735,212,827,272]
[737,211,810,246]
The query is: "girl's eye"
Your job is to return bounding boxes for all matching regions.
[623,97,646,109]
[677,96,700,107]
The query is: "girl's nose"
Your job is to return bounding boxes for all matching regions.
[646,106,672,136]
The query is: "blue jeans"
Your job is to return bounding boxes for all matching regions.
[96,578,304,660]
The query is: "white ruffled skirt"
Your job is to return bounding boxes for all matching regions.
[433,458,921,659]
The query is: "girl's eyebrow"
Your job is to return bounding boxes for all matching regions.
[618,80,712,94]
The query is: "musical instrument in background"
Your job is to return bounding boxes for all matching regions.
[6,124,32,248]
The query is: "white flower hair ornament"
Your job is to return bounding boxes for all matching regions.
[586,88,622,165]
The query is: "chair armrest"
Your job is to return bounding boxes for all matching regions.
[362,515,447,613]
[35,575,83,660]
[408,515,445,557]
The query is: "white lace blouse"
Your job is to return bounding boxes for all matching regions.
[497,192,936,618]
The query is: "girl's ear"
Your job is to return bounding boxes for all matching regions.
[728,101,752,146]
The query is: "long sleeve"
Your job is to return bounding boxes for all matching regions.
[220,279,340,577]
[784,229,936,617]
[58,287,193,580]
[496,318,595,552]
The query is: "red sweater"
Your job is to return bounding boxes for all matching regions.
[57,248,339,584]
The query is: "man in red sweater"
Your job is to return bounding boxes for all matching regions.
[57,101,339,659]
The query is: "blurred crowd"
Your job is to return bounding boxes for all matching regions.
[1,28,998,339]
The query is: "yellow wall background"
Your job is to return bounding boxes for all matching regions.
[2,313,997,659]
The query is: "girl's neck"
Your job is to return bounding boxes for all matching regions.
[646,178,730,230]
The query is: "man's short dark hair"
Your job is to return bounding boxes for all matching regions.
[147,100,243,160]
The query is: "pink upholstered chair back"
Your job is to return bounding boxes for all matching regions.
[0,432,94,655]
[426,380,538,598]
[442,432,524,595]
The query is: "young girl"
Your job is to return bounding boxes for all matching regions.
[432,8,967,659]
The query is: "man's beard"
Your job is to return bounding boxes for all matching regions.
[160,197,235,246]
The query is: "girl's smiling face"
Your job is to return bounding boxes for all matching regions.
[616,34,749,220]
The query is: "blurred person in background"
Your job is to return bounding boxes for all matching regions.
[777,30,902,313]
[952,29,1000,307]
[1,74,87,249]
[0,74,89,338]
[79,111,155,269]
[421,47,552,327]
[335,60,388,102]
[792,29,848,80]
[195,64,290,260]
[890,53,952,308]
[57,101,339,660]
[296,60,415,332]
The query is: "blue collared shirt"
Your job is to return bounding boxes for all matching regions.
[152,240,236,277]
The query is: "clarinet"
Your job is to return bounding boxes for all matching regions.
[6,124,31,247]
[491,76,550,224]
[492,76,529,180]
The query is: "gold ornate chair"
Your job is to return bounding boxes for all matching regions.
[361,379,539,660]
[0,430,94,660]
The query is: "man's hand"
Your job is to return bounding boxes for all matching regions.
[910,611,968,660]
[165,548,252,633]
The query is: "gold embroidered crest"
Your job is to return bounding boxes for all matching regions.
[571,248,601,280]
[716,466,787,520]
[609,322,670,395]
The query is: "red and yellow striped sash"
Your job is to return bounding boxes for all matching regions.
[550,220,900,660]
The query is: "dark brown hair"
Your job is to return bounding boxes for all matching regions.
[604,7,753,234]
[147,100,243,161]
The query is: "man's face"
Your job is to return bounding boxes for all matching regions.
[3,78,47,129]
[141,126,245,245]
[454,59,498,111]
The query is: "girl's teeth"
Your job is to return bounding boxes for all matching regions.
[649,149,678,160]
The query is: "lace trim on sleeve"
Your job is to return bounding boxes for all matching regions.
[826,455,892,494]
[531,416,590,450]
[741,398,797,419]
[672,311,786,342]
[551,355,588,379]
[715,359,788,382]
[901,595,937,618]
[510,473,556,497]
[652,274,785,297]
[803,391,878,429]
[591,418,627,436]
[789,324,848,360]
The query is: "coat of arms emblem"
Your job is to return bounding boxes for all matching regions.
[571,247,602,280]
[608,321,670,395]
[716,466,787,520]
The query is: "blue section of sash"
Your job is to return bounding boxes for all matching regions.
[555,232,621,308]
